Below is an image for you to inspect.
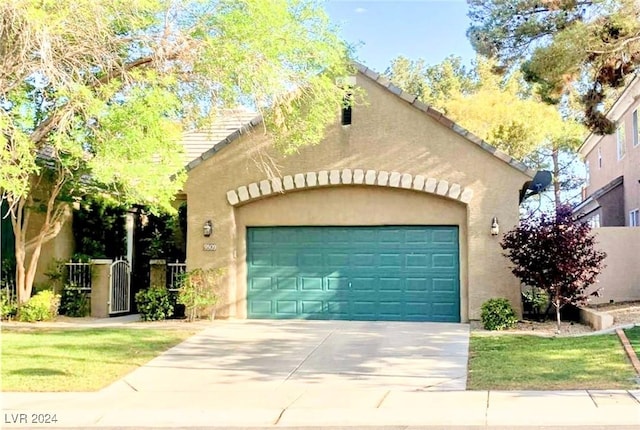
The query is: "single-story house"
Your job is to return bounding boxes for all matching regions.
[181,64,535,322]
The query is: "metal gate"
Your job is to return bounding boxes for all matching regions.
[109,259,131,314]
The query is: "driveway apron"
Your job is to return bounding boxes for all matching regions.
[115,320,470,393]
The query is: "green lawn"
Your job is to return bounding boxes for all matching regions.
[467,333,638,390]
[624,326,640,356]
[1,328,195,392]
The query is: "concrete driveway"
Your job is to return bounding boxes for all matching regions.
[114,320,470,393]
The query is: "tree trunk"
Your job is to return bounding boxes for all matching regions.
[14,245,28,304]
[555,298,562,334]
[551,146,562,213]
[10,177,69,304]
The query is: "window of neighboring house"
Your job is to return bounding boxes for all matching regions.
[633,110,639,147]
[630,209,640,227]
[598,147,602,168]
[617,123,626,160]
[589,214,601,229]
[584,160,590,186]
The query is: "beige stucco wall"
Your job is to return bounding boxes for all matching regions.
[184,73,531,321]
[587,227,640,304]
[27,207,75,288]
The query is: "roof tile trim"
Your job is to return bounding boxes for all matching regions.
[184,114,263,171]
[352,61,535,177]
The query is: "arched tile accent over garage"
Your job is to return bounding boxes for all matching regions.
[225,169,474,207]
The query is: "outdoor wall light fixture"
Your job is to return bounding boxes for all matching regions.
[203,220,213,237]
[490,217,500,236]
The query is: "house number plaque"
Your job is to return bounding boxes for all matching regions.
[203,243,217,251]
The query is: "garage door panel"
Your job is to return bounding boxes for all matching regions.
[249,276,273,291]
[379,277,402,292]
[350,228,375,243]
[405,229,430,244]
[406,254,429,268]
[301,300,323,315]
[352,253,376,268]
[276,300,298,315]
[379,228,404,244]
[433,278,456,292]
[379,301,402,318]
[405,302,431,318]
[405,277,428,292]
[300,276,323,291]
[250,250,273,267]
[380,254,403,268]
[276,252,298,267]
[299,252,322,267]
[249,300,273,315]
[327,276,349,291]
[432,229,457,245]
[247,226,459,322]
[275,277,297,291]
[327,253,349,267]
[432,254,456,269]
[351,301,377,318]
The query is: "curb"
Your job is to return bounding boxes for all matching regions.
[616,328,640,375]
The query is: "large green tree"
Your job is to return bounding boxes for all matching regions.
[385,56,585,208]
[1,0,351,303]
[467,0,640,134]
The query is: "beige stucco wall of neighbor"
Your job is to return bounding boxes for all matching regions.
[184,73,531,321]
[588,227,640,304]
[582,92,640,223]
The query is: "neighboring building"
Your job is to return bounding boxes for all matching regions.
[181,64,535,323]
[574,75,640,227]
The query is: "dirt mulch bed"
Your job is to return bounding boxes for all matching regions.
[470,319,594,337]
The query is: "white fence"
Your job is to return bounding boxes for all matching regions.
[167,261,186,291]
[65,260,92,291]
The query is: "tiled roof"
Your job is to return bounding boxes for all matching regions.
[182,63,536,177]
[352,62,535,177]
[182,109,261,171]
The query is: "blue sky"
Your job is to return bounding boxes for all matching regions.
[325,0,475,73]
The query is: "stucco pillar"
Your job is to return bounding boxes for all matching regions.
[90,259,112,318]
[125,213,135,265]
[149,259,167,289]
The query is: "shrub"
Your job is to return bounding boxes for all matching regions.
[60,284,90,317]
[522,287,549,320]
[135,286,174,321]
[481,298,518,331]
[178,268,222,322]
[168,290,185,319]
[1,291,18,320]
[18,290,61,322]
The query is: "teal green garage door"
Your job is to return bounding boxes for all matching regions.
[247,226,460,322]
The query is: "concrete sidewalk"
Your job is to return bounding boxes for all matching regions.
[2,388,639,427]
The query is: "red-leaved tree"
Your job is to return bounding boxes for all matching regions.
[501,205,607,333]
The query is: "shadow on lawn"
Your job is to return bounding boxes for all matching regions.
[10,367,68,376]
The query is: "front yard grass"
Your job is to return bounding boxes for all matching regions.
[467,333,637,390]
[624,326,640,356]
[1,328,195,392]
